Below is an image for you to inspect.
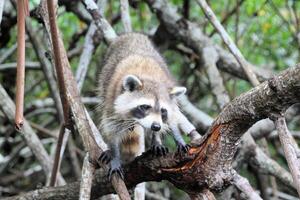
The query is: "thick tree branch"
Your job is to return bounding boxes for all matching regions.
[6,62,300,200]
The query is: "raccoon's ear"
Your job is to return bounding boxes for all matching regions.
[123,75,143,92]
[169,86,186,98]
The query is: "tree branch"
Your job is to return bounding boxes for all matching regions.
[15,0,29,130]
[274,116,300,197]
[5,62,300,200]
[231,171,262,200]
[120,0,132,32]
[196,0,260,86]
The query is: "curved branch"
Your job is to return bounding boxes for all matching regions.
[6,63,300,200]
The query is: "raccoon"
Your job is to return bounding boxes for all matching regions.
[97,33,193,178]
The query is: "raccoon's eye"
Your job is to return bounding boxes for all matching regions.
[161,108,168,122]
[138,104,152,111]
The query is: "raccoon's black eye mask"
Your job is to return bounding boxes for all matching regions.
[161,108,168,122]
[131,104,151,119]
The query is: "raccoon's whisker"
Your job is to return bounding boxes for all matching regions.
[115,123,137,134]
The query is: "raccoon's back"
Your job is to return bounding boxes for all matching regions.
[98,33,169,97]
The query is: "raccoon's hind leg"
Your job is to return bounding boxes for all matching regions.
[150,133,169,156]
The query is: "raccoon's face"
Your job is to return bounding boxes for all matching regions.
[114,75,186,132]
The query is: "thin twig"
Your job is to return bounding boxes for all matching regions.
[82,0,117,44]
[0,44,17,64]
[76,23,97,91]
[15,0,29,130]
[120,0,132,32]
[25,19,64,121]
[46,0,69,125]
[196,0,260,86]
[0,62,40,71]
[274,116,300,197]
[49,124,65,186]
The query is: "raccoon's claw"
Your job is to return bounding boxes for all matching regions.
[151,145,169,156]
[99,150,113,164]
[176,143,190,155]
[108,159,124,180]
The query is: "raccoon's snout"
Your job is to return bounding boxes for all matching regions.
[151,122,161,131]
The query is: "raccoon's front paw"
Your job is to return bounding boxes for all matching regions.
[176,143,191,155]
[151,144,169,156]
[99,150,113,164]
[108,158,124,180]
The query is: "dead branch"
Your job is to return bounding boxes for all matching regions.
[274,116,300,196]
[202,45,230,110]
[196,0,259,86]
[120,0,132,32]
[79,153,95,200]
[82,0,117,44]
[0,84,65,185]
[76,23,98,91]
[145,0,271,83]
[231,171,262,200]
[15,0,29,130]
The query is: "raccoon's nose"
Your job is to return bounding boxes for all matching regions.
[151,122,161,131]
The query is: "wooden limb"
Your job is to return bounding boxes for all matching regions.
[82,0,117,44]
[243,133,294,189]
[178,95,213,133]
[231,171,262,200]
[0,44,17,64]
[39,1,130,198]
[25,19,64,121]
[79,153,95,200]
[15,0,29,130]
[5,61,300,200]
[76,23,98,91]
[49,125,67,186]
[46,0,69,125]
[146,0,271,83]
[202,45,230,110]
[0,84,65,185]
[0,62,40,71]
[209,0,245,37]
[196,0,260,86]
[274,116,300,197]
[120,0,132,32]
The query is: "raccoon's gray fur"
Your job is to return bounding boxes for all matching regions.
[97,33,189,178]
